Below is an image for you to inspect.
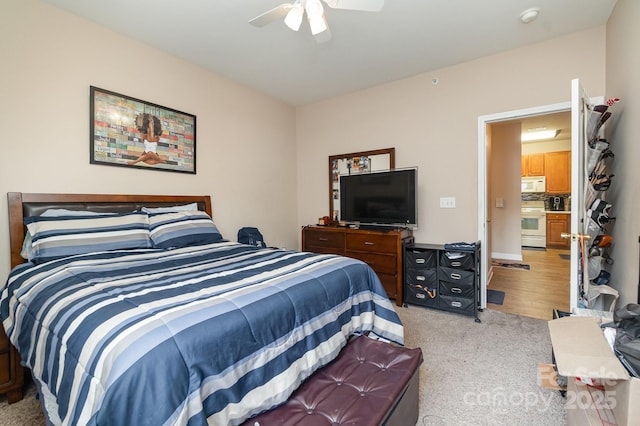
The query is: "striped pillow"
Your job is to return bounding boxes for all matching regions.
[149,210,223,249]
[25,211,151,264]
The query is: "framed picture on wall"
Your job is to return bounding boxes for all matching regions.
[90,86,196,174]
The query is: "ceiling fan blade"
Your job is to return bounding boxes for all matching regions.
[314,25,332,43]
[249,4,293,27]
[323,0,384,12]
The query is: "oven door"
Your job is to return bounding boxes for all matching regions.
[521,212,547,247]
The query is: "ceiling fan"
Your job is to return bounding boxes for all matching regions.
[249,0,384,43]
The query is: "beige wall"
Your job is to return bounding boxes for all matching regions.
[606,0,640,304]
[0,0,298,280]
[490,122,523,259]
[296,27,606,247]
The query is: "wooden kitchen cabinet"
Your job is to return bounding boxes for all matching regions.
[521,153,545,177]
[545,151,571,193]
[547,213,571,249]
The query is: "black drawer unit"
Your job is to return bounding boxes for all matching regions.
[403,242,481,322]
[405,267,439,308]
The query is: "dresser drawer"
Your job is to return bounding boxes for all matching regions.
[305,246,346,256]
[440,251,475,270]
[346,251,396,274]
[0,326,8,352]
[439,295,475,314]
[0,352,10,385]
[304,229,345,250]
[405,282,438,308]
[440,280,475,298]
[406,268,438,287]
[439,266,475,286]
[405,249,437,269]
[346,233,397,253]
[378,273,399,299]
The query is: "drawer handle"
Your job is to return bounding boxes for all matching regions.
[364,241,375,245]
[318,238,329,241]
[450,261,462,267]
[450,273,462,280]
[416,275,425,281]
[451,287,462,293]
[416,259,426,264]
[451,301,463,308]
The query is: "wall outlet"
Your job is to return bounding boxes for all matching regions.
[440,197,456,208]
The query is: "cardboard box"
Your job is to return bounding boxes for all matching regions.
[548,316,640,425]
[538,362,565,391]
[566,378,617,425]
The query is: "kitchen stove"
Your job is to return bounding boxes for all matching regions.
[521,200,546,248]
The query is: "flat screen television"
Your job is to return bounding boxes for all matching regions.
[339,168,417,228]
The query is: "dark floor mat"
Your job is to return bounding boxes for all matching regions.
[487,289,505,305]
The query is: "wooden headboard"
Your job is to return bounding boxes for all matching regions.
[7,192,213,269]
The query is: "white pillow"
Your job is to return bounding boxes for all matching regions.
[141,203,199,214]
[41,209,114,217]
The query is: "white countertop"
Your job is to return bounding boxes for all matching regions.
[546,210,570,214]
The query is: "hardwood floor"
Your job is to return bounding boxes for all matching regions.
[487,248,571,320]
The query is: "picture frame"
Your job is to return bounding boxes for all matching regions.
[328,148,395,220]
[90,86,196,174]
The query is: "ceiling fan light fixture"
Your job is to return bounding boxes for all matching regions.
[305,0,324,18]
[284,3,304,31]
[308,15,328,35]
[521,129,559,142]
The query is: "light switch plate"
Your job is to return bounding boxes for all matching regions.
[440,197,456,208]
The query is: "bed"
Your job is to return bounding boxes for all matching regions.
[1,192,404,425]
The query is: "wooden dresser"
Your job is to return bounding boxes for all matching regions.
[302,226,413,306]
[0,322,23,403]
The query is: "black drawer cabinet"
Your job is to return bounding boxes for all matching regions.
[403,242,481,322]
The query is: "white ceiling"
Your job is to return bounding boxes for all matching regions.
[506,111,572,143]
[39,0,616,106]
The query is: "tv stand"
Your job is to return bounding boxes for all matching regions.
[302,225,413,306]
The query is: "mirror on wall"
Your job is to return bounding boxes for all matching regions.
[329,148,395,221]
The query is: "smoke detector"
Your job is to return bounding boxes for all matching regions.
[520,8,540,24]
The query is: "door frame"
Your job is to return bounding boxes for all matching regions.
[477,101,571,309]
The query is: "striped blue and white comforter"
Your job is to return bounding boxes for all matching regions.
[1,242,403,425]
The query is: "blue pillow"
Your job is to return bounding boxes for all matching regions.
[148,211,223,249]
[25,211,151,264]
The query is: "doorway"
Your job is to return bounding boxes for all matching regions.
[477,103,572,319]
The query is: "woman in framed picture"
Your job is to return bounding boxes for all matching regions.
[128,113,166,166]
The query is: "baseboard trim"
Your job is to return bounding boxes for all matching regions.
[491,252,523,262]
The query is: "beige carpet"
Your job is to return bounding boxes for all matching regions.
[397,306,566,425]
[0,378,44,425]
[0,307,566,425]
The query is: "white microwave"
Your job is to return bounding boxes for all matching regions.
[522,176,546,193]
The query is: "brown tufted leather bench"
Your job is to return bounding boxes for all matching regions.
[243,336,423,426]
